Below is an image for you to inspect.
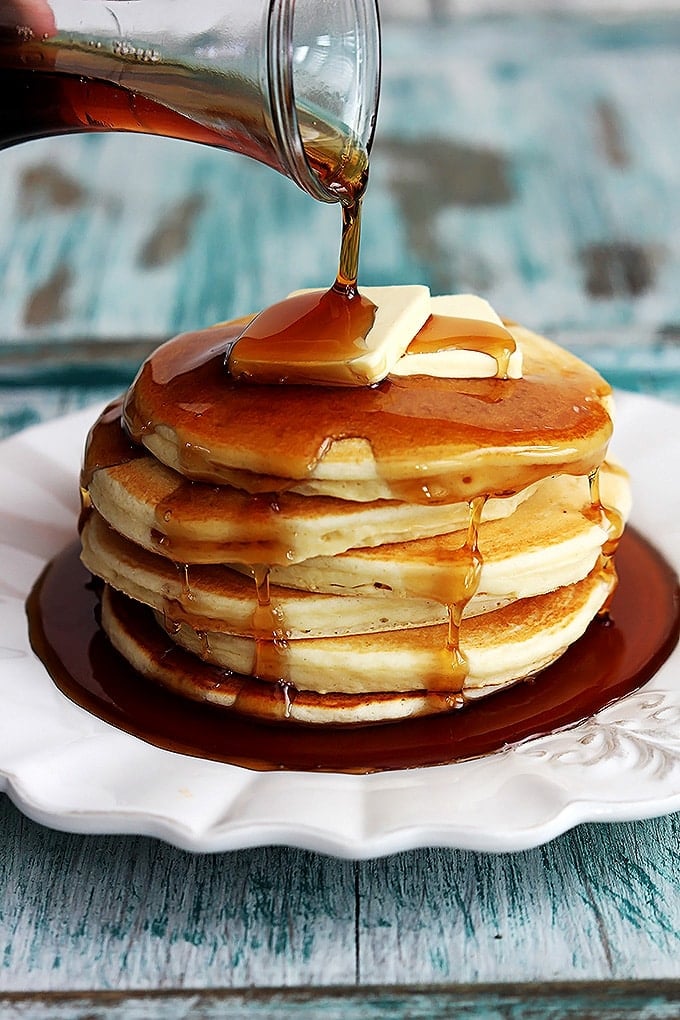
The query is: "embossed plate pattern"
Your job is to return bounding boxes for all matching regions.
[0,391,679,857]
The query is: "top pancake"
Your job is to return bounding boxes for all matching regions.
[122,321,614,503]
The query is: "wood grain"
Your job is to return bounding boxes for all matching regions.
[358,818,680,984]
[2,793,680,992]
[0,798,357,991]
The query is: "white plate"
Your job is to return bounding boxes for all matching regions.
[0,392,679,857]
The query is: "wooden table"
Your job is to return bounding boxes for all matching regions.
[2,11,680,1018]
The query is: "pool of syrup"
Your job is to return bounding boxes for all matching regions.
[26,528,679,773]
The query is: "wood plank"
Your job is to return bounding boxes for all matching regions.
[4,785,680,991]
[1,324,677,446]
[0,798,357,992]
[0,338,160,384]
[3,981,680,1020]
[357,815,680,984]
[0,385,120,440]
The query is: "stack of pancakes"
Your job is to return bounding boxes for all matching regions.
[79,310,630,725]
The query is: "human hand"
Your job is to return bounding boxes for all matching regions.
[1,0,56,37]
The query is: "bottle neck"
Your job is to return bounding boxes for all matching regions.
[266,0,380,206]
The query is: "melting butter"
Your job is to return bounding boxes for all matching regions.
[391,295,522,380]
[228,287,522,387]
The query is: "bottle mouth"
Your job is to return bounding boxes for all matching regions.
[267,0,381,204]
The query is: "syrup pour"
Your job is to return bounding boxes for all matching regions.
[226,194,378,386]
[26,529,680,773]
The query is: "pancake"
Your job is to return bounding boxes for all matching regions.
[81,463,630,638]
[84,407,535,566]
[81,510,449,638]
[255,465,630,601]
[122,324,614,503]
[100,562,615,720]
[100,584,464,725]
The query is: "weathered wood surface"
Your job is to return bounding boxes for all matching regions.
[2,9,680,1016]
[2,796,680,993]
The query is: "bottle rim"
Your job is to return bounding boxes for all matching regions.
[267,0,381,204]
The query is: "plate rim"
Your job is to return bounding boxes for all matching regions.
[1,391,679,857]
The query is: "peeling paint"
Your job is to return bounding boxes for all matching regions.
[23,264,72,328]
[137,194,206,268]
[19,165,88,215]
[594,99,630,168]
[580,242,657,298]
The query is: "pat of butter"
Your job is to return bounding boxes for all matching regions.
[390,294,523,379]
[282,285,432,385]
[228,284,430,387]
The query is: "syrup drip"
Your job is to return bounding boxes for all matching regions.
[406,316,517,379]
[249,563,289,682]
[80,398,142,490]
[278,679,297,720]
[161,609,181,636]
[446,496,486,680]
[197,629,212,660]
[151,482,293,566]
[588,465,625,559]
[157,565,197,636]
[150,528,171,553]
[180,563,193,604]
[253,633,290,684]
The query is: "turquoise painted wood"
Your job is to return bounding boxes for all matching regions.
[2,794,680,995]
[2,8,680,1016]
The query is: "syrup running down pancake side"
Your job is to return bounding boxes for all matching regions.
[26,528,680,772]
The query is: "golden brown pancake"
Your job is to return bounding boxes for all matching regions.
[84,412,534,566]
[81,464,630,638]
[100,561,615,721]
[122,324,614,503]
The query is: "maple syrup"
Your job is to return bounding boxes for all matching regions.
[26,528,680,773]
[0,29,371,206]
[227,284,377,385]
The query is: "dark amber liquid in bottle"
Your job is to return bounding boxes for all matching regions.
[0,32,369,205]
